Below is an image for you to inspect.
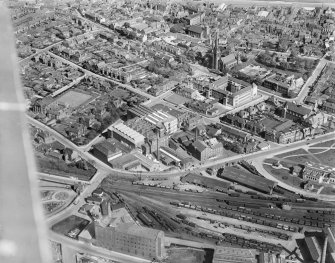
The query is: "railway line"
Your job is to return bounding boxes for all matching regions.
[120,192,285,253]
[107,181,335,210]
[100,180,335,253]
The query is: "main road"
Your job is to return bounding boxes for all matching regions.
[258,57,328,104]
[47,51,155,101]
[29,113,335,179]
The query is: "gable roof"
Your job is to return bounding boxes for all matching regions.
[285,102,312,116]
[221,54,236,64]
[187,25,202,34]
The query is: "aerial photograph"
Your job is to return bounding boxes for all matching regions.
[2,0,335,262]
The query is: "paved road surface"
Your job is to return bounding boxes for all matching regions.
[19,29,102,64]
[47,51,155,101]
[29,114,335,178]
[259,58,328,104]
[252,158,335,201]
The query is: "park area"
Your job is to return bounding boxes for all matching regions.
[262,140,335,194]
[41,188,76,216]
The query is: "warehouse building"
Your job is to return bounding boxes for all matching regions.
[92,141,122,163]
[128,105,178,135]
[218,167,277,194]
[207,75,258,107]
[145,111,178,135]
[108,121,145,148]
[94,223,165,261]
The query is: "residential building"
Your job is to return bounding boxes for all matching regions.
[263,74,301,96]
[322,101,335,114]
[185,13,204,25]
[220,124,251,143]
[186,25,203,38]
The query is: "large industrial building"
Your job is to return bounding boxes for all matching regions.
[207,75,258,107]
[128,105,178,135]
[94,223,165,261]
[108,121,145,148]
[189,138,224,161]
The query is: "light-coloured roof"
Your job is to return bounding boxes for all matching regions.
[110,122,145,144]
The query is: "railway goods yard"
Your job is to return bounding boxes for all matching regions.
[99,168,335,254]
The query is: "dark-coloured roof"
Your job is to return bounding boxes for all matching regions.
[305,237,321,262]
[285,102,312,116]
[93,141,119,156]
[323,102,335,110]
[229,76,251,88]
[220,124,249,139]
[181,173,231,189]
[192,140,207,152]
[273,120,294,132]
[128,104,155,118]
[86,196,103,203]
[218,167,277,194]
[187,25,202,34]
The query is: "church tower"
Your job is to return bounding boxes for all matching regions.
[212,32,220,70]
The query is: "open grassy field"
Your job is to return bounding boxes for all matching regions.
[285,154,320,164]
[165,93,191,105]
[308,148,327,154]
[263,164,303,188]
[276,149,309,158]
[314,149,335,167]
[56,90,92,108]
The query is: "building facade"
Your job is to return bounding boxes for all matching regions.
[94,223,165,261]
[108,122,145,148]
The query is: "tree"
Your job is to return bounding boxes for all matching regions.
[123,22,130,28]
[232,143,244,154]
[304,59,314,70]
[128,31,136,39]
[280,61,290,70]
[277,39,289,52]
